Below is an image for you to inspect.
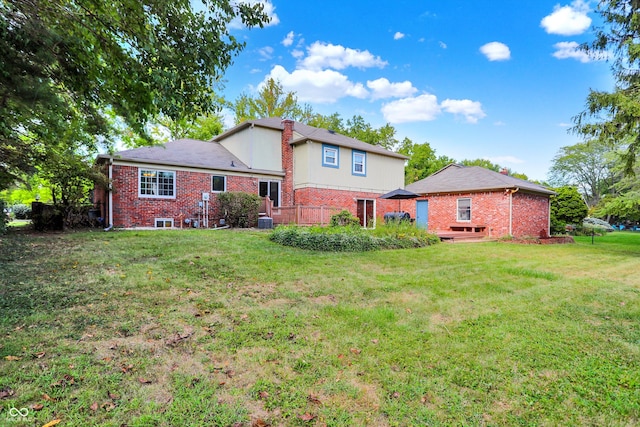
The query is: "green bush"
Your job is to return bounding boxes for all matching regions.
[216,192,261,228]
[269,222,438,252]
[329,210,360,227]
[550,186,588,234]
[12,203,31,219]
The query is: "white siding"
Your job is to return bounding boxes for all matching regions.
[220,126,282,171]
[293,141,404,193]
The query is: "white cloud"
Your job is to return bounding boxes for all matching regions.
[552,41,591,62]
[291,49,304,59]
[439,41,447,49]
[485,155,524,165]
[480,42,511,61]
[394,32,405,40]
[266,65,369,103]
[282,31,294,47]
[366,78,418,100]
[229,1,280,29]
[298,42,388,71]
[541,0,591,35]
[381,94,441,123]
[258,46,274,60]
[441,99,486,123]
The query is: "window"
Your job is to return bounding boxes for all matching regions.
[322,144,339,168]
[259,180,281,207]
[139,169,175,198]
[352,150,366,176]
[212,175,226,192]
[457,198,471,221]
[155,218,174,228]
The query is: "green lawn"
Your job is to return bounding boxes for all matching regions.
[0,229,638,426]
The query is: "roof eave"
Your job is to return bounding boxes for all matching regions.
[104,156,284,177]
[289,137,408,160]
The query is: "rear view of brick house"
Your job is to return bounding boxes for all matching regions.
[93,117,408,229]
[405,164,556,238]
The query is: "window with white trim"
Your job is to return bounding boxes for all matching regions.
[212,175,226,192]
[322,144,339,168]
[457,198,471,221]
[352,150,366,176]
[139,169,175,198]
[155,218,174,228]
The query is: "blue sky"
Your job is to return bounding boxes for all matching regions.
[220,0,613,181]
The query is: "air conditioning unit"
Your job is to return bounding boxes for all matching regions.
[202,192,210,201]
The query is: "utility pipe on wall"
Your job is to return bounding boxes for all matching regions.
[508,187,520,236]
[108,157,113,229]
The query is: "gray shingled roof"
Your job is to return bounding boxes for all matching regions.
[214,117,408,160]
[405,164,555,196]
[97,139,283,176]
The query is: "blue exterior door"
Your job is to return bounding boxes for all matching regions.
[416,200,428,229]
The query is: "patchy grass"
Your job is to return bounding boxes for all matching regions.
[0,229,639,426]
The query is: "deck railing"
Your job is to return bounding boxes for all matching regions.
[270,205,343,226]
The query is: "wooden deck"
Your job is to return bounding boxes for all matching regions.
[436,231,491,243]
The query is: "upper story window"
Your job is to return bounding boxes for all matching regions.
[139,169,175,198]
[457,198,471,221]
[322,144,339,168]
[352,150,366,176]
[212,175,226,192]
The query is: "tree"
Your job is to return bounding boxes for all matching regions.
[550,186,589,234]
[398,139,455,184]
[573,0,640,174]
[592,162,640,222]
[0,0,269,190]
[306,113,345,132]
[343,116,399,150]
[548,139,620,207]
[157,114,225,141]
[230,78,312,124]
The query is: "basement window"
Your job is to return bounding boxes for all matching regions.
[155,218,174,228]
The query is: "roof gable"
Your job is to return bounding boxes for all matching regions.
[405,164,555,196]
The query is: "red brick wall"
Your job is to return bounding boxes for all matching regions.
[407,191,550,237]
[110,165,260,228]
[295,187,401,220]
[512,191,550,237]
[281,120,295,207]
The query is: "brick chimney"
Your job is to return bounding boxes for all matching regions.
[500,168,509,175]
[281,119,295,207]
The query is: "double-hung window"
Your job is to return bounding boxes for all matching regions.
[212,175,226,192]
[457,198,471,221]
[352,150,366,176]
[322,144,339,168]
[139,169,175,198]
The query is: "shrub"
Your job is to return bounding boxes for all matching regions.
[216,192,261,228]
[329,210,360,227]
[582,217,614,233]
[269,223,438,252]
[12,203,31,219]
[550,186,588,234]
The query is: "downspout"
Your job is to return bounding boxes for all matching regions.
[105,157,113,231]
[508,187,519,236]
